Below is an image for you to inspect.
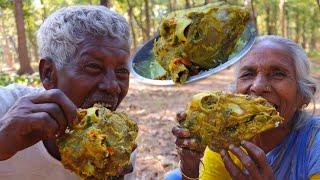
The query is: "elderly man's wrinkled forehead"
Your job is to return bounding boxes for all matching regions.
[79,35,130,52]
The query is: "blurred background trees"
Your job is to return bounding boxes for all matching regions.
[0,0,319,74]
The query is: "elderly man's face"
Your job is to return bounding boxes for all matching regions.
[235,42,304,125]
[55,36,130,111]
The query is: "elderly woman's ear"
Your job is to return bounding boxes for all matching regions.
[39,58,58,90]
[300,85,317,108]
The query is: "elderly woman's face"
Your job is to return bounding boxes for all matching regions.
[235,43,304,125]
[56,36,130,111]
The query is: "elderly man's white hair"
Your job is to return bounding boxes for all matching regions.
[37,5,131,69]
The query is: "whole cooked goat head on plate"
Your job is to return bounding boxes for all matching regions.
[153,2,250,84]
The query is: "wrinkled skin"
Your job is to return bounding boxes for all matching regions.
[0,36,133,178]
[153,2,249,83]
[58,104,138,179]
[172,41,307,179]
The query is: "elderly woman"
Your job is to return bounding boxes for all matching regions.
[169,35,320,180]
[0,5,134,179]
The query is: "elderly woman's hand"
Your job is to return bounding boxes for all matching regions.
[172,112,205,179]
[0,89,78,160]
[221,141,275,180]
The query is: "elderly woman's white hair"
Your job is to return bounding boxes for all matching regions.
[231,35,319,129]
[37,5,131,69]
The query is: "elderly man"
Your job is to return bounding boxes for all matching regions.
[0,5,134,179]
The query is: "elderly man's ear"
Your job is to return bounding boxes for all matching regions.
[39,58,58,90]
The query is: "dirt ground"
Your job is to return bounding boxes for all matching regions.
[118,62,320,179]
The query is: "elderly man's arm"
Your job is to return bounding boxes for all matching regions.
[0,86,78,160]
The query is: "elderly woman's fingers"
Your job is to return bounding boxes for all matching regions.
[220,149,247,179]
[175,137,199,150]
[241,141,274,176]
[172,126,190,138]
[228,144,261,179]
[176,111,187,123]
[179,148,203,178]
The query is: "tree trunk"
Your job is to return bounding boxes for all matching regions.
[301,17,307,49]
[204,0,209,5]
[295,12,300,43]
[185,0,191,8]
[126,0,137,50]
[13,0,33,75]
[168,0,173,12]
[264,0,272,35]
[310,12,317,50]
[191,0,196,7]
[100,0,111,7]
[27,30,39,63]
[279,0,286,37]
[1,15,13,69]
[246,0,258,35]
[144,0,150,40]
[40,0,47,20]
[172,0,178,11]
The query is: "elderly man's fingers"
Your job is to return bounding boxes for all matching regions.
[118,163,133,175]
[172,126,190,138]
[31,103,67,136]
[241,141,273,175]
[228,144,261,179]
[220,149,246,179]
[30,89,78,127]
[176,111,187,123]
[28,112,59,139]
[132,143,137,152]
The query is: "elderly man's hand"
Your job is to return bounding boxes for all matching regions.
[172,112,204,179]
[221,141,275,180]
[0,89,78,160]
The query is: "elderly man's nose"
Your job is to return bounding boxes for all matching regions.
[250,76,271,95]
[99,73,121,93]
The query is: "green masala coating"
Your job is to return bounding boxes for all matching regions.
[57,104,138,179]
[180,91,283,152]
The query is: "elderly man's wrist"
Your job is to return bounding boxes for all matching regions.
[0,123,16,160]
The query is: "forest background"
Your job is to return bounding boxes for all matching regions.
[0,0,319,179]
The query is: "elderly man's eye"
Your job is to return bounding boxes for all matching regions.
[115,67,130,74]
[84,63,102,73]
[239,71,255,79]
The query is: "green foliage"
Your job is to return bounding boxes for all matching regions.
[0,72,41,87]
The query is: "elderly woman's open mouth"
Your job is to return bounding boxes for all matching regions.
[180,91,283,152]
